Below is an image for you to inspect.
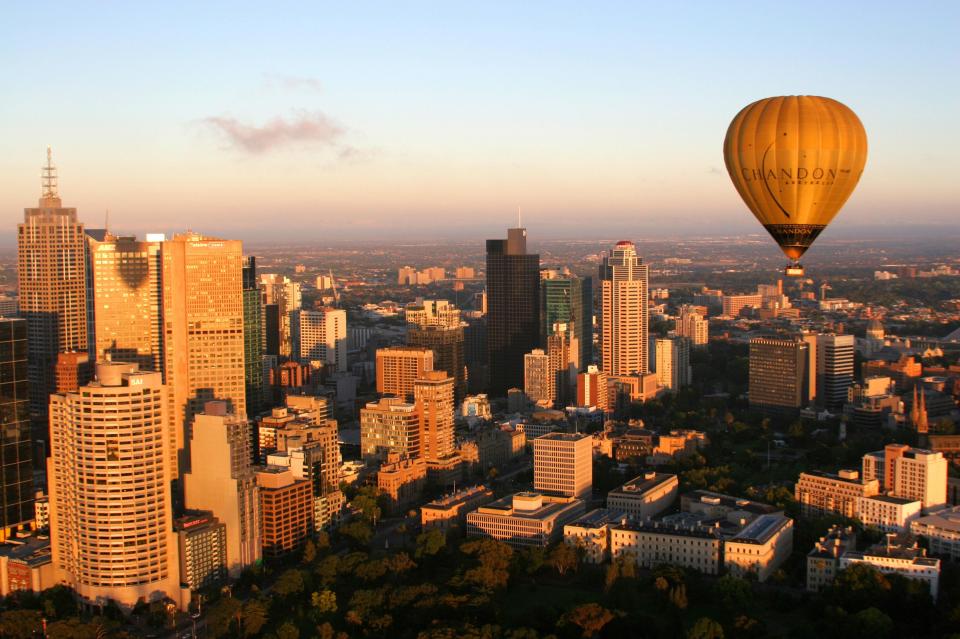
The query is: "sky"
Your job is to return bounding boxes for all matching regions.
[1,1,957,242]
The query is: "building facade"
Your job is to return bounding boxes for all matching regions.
[375,347,434,400]
[0,319,34,541]
[533,432,592,499]
[291,308,348,373]
[606,472,679,520]
[749,337,810,415]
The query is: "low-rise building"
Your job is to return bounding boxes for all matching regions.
[606,472,679,520]
[610,519,723,575]
[795,470,879,518]
[0,535,55,596]
[466,492,586,548]
[840,535,940,600]
[724,514,794,582]
[680,490,780,523]
[563,508,624,564]
[421,485,495,532]
[911,506,960,561]
[857,495,922,534]
[806,525,857,592]
[377,454,427,515]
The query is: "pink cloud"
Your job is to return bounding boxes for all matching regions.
[203,111,345,154]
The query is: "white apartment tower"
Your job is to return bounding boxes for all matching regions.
[533,432,592,499]
[290,307,348,373]
[600,241,649,376]
[47,362,183,609]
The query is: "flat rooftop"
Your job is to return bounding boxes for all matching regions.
[609,473,677,497]
[568,508,626,528]
[729,514,791,545]
[681,490,779,516]
[915,506,960,532]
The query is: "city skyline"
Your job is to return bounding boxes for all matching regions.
[2,3,958,241]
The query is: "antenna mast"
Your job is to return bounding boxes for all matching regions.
[42,146,58,199]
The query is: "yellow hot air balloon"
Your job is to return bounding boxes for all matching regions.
[723,95,867,276]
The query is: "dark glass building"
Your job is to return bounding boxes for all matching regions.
[0,318,34,540]
[242,257,264,418]
[541,275,593,370]
[485,227,540,396]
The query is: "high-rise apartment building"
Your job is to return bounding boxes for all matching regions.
[175,511,228,591]
[183,401,262,578]
[257,467,313,559]
[47,363,182,608]
[675,308,708,347]
[242,257,264,418]
[18,150,87,446]
[599,241,649,377]
[533,432,592,499]
[749,337,810,415]
[576,365,608,410]
[655,335,692,391]
[0,319,34,541]
[405,299,461,328]
[86,232,163,371]
[415,371,456,462]
[360,397,421,462]
[376,346,433,400]
[290,308,348,373]
[162,233,247,476]
[814,333,855,411]
[540,274,592,370]
[486,227,540,396]
[524,349,554,406]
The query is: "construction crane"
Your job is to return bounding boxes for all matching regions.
[329,269,340,307]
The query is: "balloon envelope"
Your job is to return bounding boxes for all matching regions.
[723,95,867,261]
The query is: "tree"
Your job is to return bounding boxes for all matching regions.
[0,610,43,639]
[713,574,751,610]
[273,621,300,639]
[351,485,383,525]
[669,583,688,610]
[206,596,243,638]
[548,542,578,576]
[460,538,513,592]
[563,603,614,638]
[415,528,447,558]
[339,520,373,547]
[302,538,318,564]
[604,560,620,592]
[274,568,306,598]
[312,589,338,614]
[850,607,893,639]
[242,599,268,637]
[687,617,724,639]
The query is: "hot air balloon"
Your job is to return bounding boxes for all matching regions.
[723,95,867,276]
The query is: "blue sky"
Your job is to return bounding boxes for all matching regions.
[1,1,956,240]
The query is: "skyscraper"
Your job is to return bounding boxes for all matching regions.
[260,274,301,358]
[242,257,264,418]
[814,333,855,411]
[360,397,421,463]
[47,363,182,608]
[290,307,348,373]
[599,241,649,376]
[486,226,540,396]
[540,274,592,370]
[749,337,810,415]
[85,232,163,371]
[183,401,262,578]
[162,233,247,476]
[406,299,466,402]
[524,349,554,407]
[18,149,87,448]
[0,319,34,541]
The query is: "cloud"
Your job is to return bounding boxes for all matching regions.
[263,73,324,93]
[202,111,346,154]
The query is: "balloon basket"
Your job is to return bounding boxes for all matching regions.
[785,264,805,277]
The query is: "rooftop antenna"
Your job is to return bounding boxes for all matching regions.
[42,146,58,199]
